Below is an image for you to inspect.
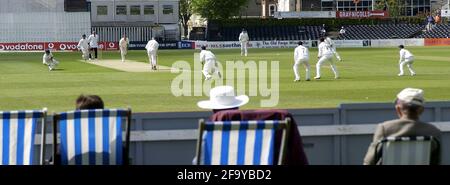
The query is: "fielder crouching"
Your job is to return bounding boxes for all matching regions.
[42,49,59,71]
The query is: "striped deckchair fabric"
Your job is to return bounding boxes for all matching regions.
[196,118,290,165]
[376,136,433,165]
[53,108,131,165]
[0,109,47,165]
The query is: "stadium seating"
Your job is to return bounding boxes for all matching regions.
[207,25,322,41]
[338,24,424,40]
[195,118,290,165]
[0,109,47,165]
[52,108,132,165]
[415,24,450,38]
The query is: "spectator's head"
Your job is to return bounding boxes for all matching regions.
[197,86,249,113]
[82,34,86,39]
[398,45,404,49]
[320,37,325,42]
[298,41,303,46]
[45,49,50,54]
[76,94,104,110]
[201,45,207,50]
[394,88,425,120]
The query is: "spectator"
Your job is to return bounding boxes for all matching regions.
[339,26,346,38]
[434,13,441,25]
[197,86,249,114]
[76,94,104,110]
[426,14,435,31]
[363,88,441,165]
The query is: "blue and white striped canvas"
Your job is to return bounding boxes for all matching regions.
[0,110,45,165]
[201,120,279,165]
[56,109,129,165]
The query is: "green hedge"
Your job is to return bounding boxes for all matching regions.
[210,17,425,31]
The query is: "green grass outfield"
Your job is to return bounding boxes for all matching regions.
[0,46,449,113]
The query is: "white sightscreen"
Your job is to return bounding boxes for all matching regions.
[0,0,91,42]
[0,12,91,43]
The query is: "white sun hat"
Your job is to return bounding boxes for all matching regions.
[396,88,425,106]
[197,86,249,110]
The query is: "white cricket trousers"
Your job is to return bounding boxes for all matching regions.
[293,58,310,80]
[399,57,415,75]
[202,59,220,78]
[147,51,157,67]
[241,42,248,56]
[120,47,127,62]
[47,59,59,71]
[316,55,339,78]
[81,49,89,60]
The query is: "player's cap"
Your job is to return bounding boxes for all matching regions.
[396,88,425,106]
[398,45,404,49]
[298,41,303,45]
[201,45,207,50]
[197,86,249,110]
[45,49,50,53]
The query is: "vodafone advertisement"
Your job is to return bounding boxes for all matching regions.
[336,10,389,19]
[0,42,118,51]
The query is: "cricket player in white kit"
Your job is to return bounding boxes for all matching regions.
[315,38,339,80]
[398,45,416,76]
[119,34,129,62]
[87,31,99,61]
[145,37,159,70]
[200,45,221,80]
[325,37,342,61]
[293,41,310,82]
[42,49,59,71]
[77,34,89,61]
[239,29,249,56]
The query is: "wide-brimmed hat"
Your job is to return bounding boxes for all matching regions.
[197,86,249,110]
[396,88,425,106]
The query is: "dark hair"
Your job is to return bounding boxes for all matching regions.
[320,38,325,42]
[399,45,404,49]
[45,49,50,54]
[298,41,303,45]
[76,94,104,110]
[201,45,206,50]
[82,34,86,38]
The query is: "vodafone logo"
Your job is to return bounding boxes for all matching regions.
[48,43,55,49]
[0,43,44,51]
[109,42,115,48]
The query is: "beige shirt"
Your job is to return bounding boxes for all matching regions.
[363,118,441,165]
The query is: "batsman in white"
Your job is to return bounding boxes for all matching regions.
[315,37,339,80]
[42,49,59,71]
[293,41,310,82]
[145,37,159,70]
[119,34,129,62]
[200,45,222,80]
[398,45,416,76]
[325,36,342,61]
[239,28,249,56]
[77,34,89,61]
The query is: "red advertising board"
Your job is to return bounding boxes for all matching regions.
[424,38,450,46]
[0,42,119,51]
[336,10,389,19]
